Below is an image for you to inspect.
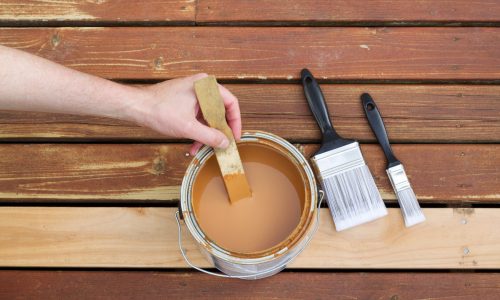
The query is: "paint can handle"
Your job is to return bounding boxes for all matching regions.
[175,190,324,279]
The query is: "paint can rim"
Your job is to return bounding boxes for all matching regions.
[180,130,318,264]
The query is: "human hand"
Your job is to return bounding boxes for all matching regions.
[133,73,241,155]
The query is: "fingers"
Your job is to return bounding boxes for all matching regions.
[187,121,229,150]
[218,83,242,140]
[190,73,209,81]
[189,141,203,156]
[189,73,241,144]
[190,115,209,155]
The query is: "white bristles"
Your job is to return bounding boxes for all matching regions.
[321,164,388,231]
[396,187,426,227]
[312,142,387,231]
[387,164,425,227]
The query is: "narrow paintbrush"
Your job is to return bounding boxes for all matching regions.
[361,93,425,227]
[301,69,387,231]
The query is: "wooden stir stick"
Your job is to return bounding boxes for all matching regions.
[194,76,252,203]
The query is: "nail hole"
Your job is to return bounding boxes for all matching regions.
[366,103,375,111]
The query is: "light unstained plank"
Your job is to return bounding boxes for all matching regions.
[1,271,499,299]
[0,0,195,23]
[0,144,497,202]
[0,84,499,142]
[1,27,499,80]
[197,0,500,23]
[0,207,498,268]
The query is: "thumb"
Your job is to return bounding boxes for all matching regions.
[188,122,230,149]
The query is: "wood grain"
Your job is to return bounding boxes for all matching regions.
[1,27,499,80]
[0,84,498,142]
[1,0,497,290]
[0,144,497,202]
[0,0,195,23]
[0,207,498,268]
[197,0,500,23]
[1,271,499,299]
[0,144,188,201]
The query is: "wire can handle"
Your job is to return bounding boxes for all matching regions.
[175,190,324,279]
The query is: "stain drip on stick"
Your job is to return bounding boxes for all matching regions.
[194,76,252,203]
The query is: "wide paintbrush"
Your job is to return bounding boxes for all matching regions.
[301,69,387,231]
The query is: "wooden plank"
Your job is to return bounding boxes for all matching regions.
[0,207,498,268]
[1,271,499,299]
[197,0,500,23]
[1,27,499,81]
[0,0,195,23]
[0,84,499,143]
[0,144,188,201]
[0,144,497,203]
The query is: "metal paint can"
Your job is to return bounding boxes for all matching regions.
[177,131,321,280]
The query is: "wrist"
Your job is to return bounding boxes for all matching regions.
[119,85,153,127]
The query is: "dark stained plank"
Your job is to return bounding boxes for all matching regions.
[0,144,497,202]
[1,271,499,299]
[0,0,195,23]
[0,84,498,142]
[0,144,188,201]
[197,0,500,24]
[238,84,500,143]
[1,27,499,81]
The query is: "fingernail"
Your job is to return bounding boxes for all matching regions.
[219,138,230,149]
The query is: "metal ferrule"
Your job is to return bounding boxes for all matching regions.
[311,142,366,179]
[387,164,411,192]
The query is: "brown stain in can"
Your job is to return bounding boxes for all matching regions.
[192,142,306,254]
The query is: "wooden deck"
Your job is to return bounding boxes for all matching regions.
[0,1,499,298]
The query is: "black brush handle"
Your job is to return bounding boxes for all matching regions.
[301,69,352,152]
[361,93,400,168]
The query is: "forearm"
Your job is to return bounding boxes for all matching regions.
[0,45,240,153]
[0,45,144,122]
